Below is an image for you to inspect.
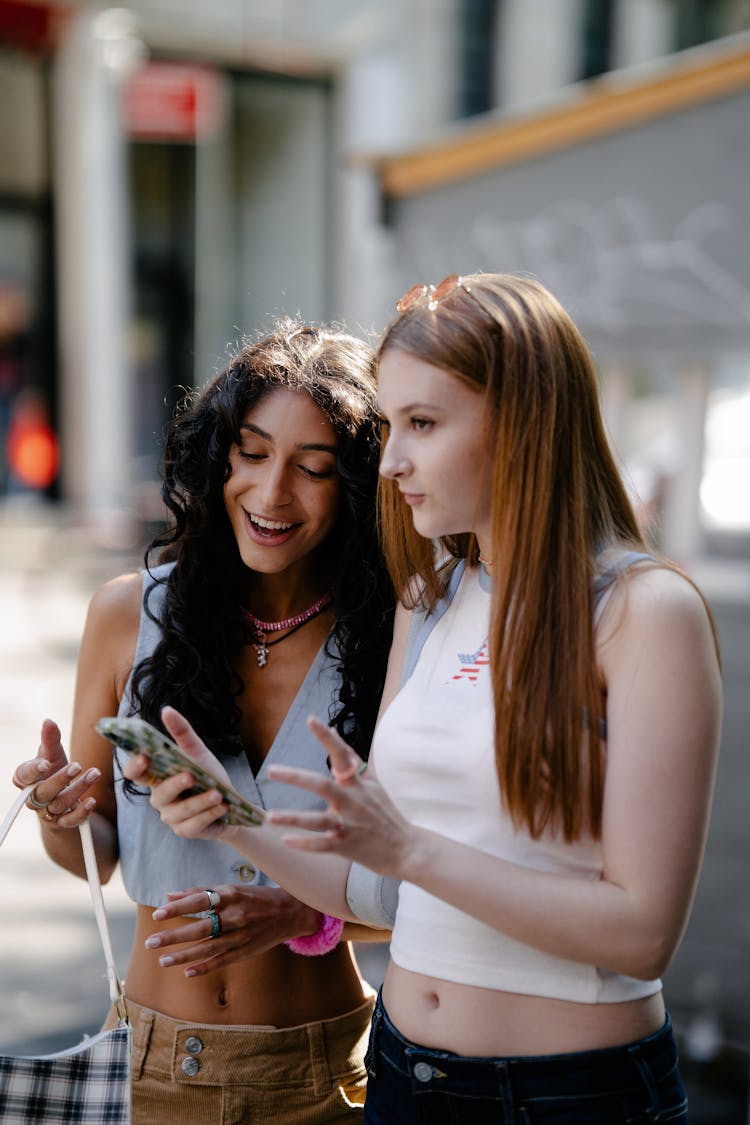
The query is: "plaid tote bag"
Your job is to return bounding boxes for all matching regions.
[0,784,131,1123]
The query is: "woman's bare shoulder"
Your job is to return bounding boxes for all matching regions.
[599,562,718,668]
[86,571,144,633]
[621,563,711,618]
[74,573,146,712]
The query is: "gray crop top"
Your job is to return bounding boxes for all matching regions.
[115,563,341,907]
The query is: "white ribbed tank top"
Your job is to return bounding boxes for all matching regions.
[374,563,660,1003]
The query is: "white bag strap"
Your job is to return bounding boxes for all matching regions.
[1,784,127,1018]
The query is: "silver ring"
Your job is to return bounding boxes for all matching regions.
[40,798,81,822]
[205,889,221,909]
[207,911,221,939]
[27,786,52,810]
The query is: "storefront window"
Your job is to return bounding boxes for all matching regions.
[580,0,615,79]
[0,50,55,498]
[129,141,195,482]
[458,0,498,117]
[672,0,750,50]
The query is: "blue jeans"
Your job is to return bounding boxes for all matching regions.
[363,992,688,1123]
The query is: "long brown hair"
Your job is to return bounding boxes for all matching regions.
[377,273,652,841]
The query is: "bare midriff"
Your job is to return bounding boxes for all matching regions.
[125,905,369,1026]
[382,962,665,1057]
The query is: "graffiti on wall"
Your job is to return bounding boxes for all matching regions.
[401,195,750,334]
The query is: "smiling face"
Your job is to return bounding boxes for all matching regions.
[223,387,341,580]
[377,349,493,546]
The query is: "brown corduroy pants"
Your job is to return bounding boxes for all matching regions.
[102,993,374,1124]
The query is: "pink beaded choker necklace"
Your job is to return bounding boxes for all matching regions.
[243,590,333,668]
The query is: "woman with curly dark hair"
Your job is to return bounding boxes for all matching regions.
[11,319,395,1124]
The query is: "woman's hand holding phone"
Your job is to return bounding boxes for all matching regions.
[96,710,265,829]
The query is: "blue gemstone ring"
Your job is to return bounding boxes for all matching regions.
[207,910,221,939]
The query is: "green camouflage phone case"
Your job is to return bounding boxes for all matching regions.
[96,716,265,827]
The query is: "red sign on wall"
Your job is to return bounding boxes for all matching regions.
[0,0,66,55]
[122,63,225,142]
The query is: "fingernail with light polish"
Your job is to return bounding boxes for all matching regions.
[159,955,175,967]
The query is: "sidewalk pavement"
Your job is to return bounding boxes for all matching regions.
[0,501,139,1053]
[0,498,748,1121]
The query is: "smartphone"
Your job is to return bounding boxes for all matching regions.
[96,716,265,827]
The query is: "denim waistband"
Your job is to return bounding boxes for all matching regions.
[367,991,679,1102]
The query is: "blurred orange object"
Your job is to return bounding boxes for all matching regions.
[6,390,59,489]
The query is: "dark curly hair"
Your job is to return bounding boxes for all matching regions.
[128,319,394,760]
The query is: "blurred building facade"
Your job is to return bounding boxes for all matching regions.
[1,0,749,559]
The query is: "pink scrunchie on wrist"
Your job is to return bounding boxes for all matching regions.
[285,913,344,956]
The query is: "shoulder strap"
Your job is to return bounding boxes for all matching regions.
[1,786,127,1016]
[594,550,655,610]
[400,560,467,687]
[118,563,172,718]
